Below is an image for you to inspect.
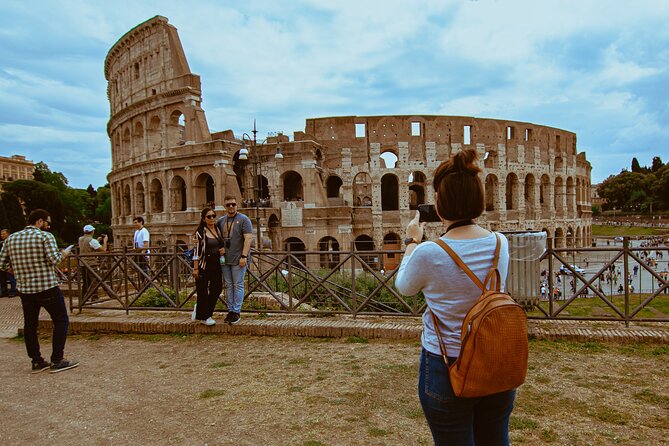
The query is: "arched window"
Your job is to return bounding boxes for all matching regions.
[379,151,398,168]
[150,178,164,213]
[282,171,304,202]
[540,175,550,210]
[133,121,144,157]
[408,171,426,210]
[135,182,145,214]
[195,173,215,209]
[318,236,340,269]
[148,116,161,150]
[382,232,401,270]
[170,176,187,211]
[381,174,399,210]
[354,234,376,268]
[122,184,131,216]
[168,110,186,146]
[524,174,536,218]
[566,177,575,215]
[326,175,343,198]
[554,177,564,215]
[122,128,131,160]
[485,175,498,212]
[505,173,518,210]
[353,172,372,206]
[285,237,306,266]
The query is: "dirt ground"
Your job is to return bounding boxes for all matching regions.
[0,334,667,446]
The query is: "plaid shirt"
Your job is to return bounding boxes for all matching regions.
[0,226,63,294]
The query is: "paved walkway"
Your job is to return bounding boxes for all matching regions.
[1,296,668,343]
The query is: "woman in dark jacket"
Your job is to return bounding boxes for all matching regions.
[191,208,224,326]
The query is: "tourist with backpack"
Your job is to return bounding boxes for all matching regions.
[396,149,526,445]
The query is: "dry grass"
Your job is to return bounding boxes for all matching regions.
[0,334,667,445]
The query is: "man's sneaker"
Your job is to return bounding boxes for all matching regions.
[49,359,79,373]
[191,304,197,321]
[31,359,50,374]
[203,317,216,326]
[223,312,234,323]
[229,312,241,325]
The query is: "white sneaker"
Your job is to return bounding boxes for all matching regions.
[191,304,197,321]
[204,317,216,326]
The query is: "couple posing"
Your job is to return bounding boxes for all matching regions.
[191,195,252,326]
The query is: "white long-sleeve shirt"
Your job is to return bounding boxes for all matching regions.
[395,232,509,357]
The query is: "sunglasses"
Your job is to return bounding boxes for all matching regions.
[205,214,216,219]
[225,203,237,208]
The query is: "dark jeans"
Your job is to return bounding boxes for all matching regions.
[0,270,16,295]
[195,257,223,320]
[20,287,69,363]
[418,348,516,446]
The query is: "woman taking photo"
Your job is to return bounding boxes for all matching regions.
[191,207,224,326]
[395,149,515,445]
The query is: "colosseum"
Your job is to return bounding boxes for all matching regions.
[106,16,592,269]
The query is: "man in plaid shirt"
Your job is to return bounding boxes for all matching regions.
[0,209,79,373]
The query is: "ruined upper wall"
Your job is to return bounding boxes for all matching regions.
[305,115,579,166]
[104,16,199,118]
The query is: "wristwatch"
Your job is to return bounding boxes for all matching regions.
[240,255,247,258]
[404,237,420,245]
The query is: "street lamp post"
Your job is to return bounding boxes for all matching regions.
[239,120,283,251]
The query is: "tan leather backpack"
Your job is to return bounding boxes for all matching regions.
[431,233,528,398]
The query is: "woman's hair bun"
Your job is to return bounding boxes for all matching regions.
[451,149,481,175]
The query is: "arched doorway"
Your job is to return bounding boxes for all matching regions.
[318,236,340,269]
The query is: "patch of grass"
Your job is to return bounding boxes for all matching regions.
[198,389,224,399]
[288,358,309,365]
[210,361,233,368]
[303,441,324,446]
[346,336,368,343]
[535,376,551,384]
[591,225,665,237]
[541,428,559,442]
[587,406,630,425]
[86,334,101,341]
[288,386,304,393]
[634,389,669,409]
[368,427,389,437]
[405,407,424,419]
[510,416,539,430]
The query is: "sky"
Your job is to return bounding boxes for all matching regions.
[1,0,668,189]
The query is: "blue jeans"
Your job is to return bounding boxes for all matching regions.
[0,270,16,295]
[418,348,516,446]
[20,287,69,363]
[221,263,247,313]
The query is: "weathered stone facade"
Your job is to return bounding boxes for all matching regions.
[106,16,592,268]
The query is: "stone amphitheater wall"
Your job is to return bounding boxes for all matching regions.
[106,16,592,269]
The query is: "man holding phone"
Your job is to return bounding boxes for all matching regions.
[0,209,79,373]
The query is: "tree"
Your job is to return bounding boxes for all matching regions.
[0,193,24,232]
[651,156,664,173]
[33,161,68,190]
[597,172,651,211]
[631,157,642,173]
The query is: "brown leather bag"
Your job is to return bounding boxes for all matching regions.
[431,234,528,398]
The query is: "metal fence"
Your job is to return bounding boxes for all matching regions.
[64,237,668,324]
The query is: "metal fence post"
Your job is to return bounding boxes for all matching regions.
[623,237,630,327]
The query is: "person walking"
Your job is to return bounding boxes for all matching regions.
[0,209,79,373]
[78,224,107,301]
[0,229,17,297]
[191,208,223,326]
[133,216,150,282]
[395,149,516,445]
[216,195,252,324]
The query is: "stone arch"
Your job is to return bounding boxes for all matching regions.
[122,127,131,160]
[540,174,550,212]
[505,173,519,211]
[282,171,304,201]
[354,234,376,269]
[382,232,402,270]
[169,175,187,211]
[485,174,498,212]
[408,171,426,210]
[379,150,398,169]
[554,227,564,248]
[381,173,399,210]
[168,110,186,146]
[326,175,343,198]
[113,132,121,164]
[149,178,164,213]
[484,150,498,169]
[133,121,144,156]
[353,172,372,206]
[566,176,575,215]
[135,181,145,214]
[148,116,161,150]
[122,183,131,216]
[524,173,536,219]
[566,226,575,248]
[285,237,306,265]
[576,226,582,247]
[554,177,564,215]
[318,236,340,269]
[194,173,215,209]
[554,156,563,171]
[267,214,280,250]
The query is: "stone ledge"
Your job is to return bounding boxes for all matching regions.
[28,316,669,343]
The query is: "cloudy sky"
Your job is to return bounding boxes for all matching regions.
[1,0,667,189]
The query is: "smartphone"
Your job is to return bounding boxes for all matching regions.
[418,204,440,222]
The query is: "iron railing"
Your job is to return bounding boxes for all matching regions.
[64,238,668,324]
